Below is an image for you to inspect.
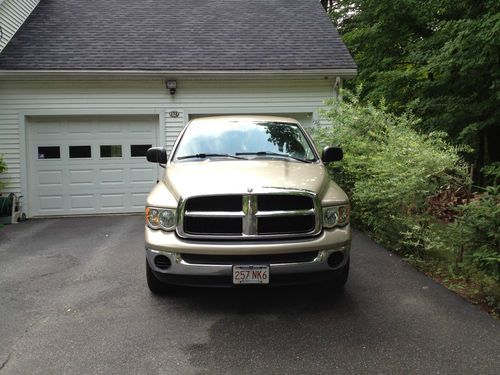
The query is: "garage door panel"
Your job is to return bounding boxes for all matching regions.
[67,126,93,136]
[39,195,64,211]
[28,115,158,216]
[131,193,149,208]
[100,193,126,209]
[97,129,123,137]
[130,167,155,183]
[99,168,125,184]
[35,123,63,136]
[38,170,63,186]
[69,169,95,185]
[70,194,95,210]
[129,125,155,135]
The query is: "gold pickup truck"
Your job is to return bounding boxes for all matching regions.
[144,116,350,293]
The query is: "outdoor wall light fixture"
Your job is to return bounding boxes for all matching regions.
[166,80,177,95]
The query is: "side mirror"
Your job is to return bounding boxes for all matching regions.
[321,146,343,163]
[146,147,168,164]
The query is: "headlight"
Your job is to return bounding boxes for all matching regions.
[322,205,350,228]
[145,207,177,231]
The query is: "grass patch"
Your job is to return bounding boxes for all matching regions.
[405,255,500,319]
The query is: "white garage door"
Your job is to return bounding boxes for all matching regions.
[27,115,158,216]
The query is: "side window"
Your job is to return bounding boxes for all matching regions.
[130,144,152,157]
[100,145,122,158]
[37,146,60,159]
[69,145,92,158]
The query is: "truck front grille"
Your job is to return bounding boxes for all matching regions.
[178,192,320,239]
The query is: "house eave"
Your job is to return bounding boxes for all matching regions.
[0,68,357,80]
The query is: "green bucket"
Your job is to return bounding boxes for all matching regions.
[0,194,13,217]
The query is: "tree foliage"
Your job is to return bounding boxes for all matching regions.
[328,0,500,182]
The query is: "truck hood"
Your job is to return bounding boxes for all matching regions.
[165,160,328,198]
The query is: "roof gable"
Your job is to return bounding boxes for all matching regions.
[0,0,356,72]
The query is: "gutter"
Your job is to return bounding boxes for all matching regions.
[0,68,358,80]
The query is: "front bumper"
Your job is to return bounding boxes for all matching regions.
[145,225,350,255]
[145,226,350,287]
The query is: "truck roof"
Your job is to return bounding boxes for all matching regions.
[189,115,301,125]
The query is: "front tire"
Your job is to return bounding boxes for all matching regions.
[146,259,174,295]
[329,258,350,289]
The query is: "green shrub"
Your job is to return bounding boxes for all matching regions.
[438,199,499,313]
[312,90,500,314]
[435,164,500,276]
[0,154,6,191]
[457,186,500,278]
[438,164,500,310]
[313,89,469,253]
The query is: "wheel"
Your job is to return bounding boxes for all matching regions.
[146,259,165,294]
[328,258,350,290]
[146,259,177,295]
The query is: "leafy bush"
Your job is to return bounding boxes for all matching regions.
[440,165,499,268]
[0,154,6,191]
[438,164,500,311]
[313,89,469,252]
[312,91,499,315]
[456,186,500,279]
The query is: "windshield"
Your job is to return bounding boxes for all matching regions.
[174,120,317,162]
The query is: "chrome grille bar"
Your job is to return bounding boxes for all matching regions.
[255,209,315,218]
[185,211,244,218]
[242,194,258,236]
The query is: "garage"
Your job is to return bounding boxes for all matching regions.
[27,115,159,216]
[0,0,356,219]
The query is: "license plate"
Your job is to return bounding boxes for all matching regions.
[232,265,270,284]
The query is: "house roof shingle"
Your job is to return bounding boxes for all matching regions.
[0,0,356,72]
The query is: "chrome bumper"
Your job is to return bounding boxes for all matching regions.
[146,244,350,277]
[145,225,350,255]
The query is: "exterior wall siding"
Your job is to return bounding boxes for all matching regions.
[0,0,39,52]
[0,77,336,208]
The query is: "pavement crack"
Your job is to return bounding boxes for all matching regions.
[0,352,11,372]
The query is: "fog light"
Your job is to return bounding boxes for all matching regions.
[327,252,344,268]
[154,255,172,269]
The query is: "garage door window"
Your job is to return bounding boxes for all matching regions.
[38,146,60,159]
[69,145,92,158]
[100,145,122,158]
[130,144,151,157]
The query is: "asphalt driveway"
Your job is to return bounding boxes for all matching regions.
[0,215,498,374]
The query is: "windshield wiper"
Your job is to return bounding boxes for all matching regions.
[177,153,247,160]
[235,152,313,163]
